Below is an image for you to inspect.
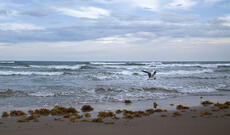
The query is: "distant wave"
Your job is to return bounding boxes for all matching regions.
[30,64,85,70]
[0,61,15,64]
[0,71,63,76]
[158,63,230,68]
[0,89,26,97]
[159,69,213,75]
[90,62,126,65]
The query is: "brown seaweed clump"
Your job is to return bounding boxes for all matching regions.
[10,110,26,116]
[154,109,167,112]
[115,109,122,114]
[201,101,213,106]
[124,100,132,104]
[98,111,115,118]
[153,102,158,109]
[104,121,114,125]
[2,112,9,118]
[51,106,78,115]
[112,116,120,120]
[161,114,168,117]
[170,104,174,106]
[91,118,104,123]
[145,109,155,115]
[81,105,94,112]
[63,113,73,118]
[17,115,39,123]
[172,112,181,117]
[123,113,134,119]
[80,119,90,122]
[70,118,78,123]
[214,102,229,109]
[176,105,190,110]
[72,113,83,119]
[34,108,50,116]
[84,113,91,118]
[28,110,34,115]
[200,111,212,117]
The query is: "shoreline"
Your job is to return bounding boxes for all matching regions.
[0,96,230,135]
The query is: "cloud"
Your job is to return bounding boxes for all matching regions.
[167,0,197,10]
[218,14,230,27]
[55,6,110,19]
[0,23,44,31]
[20,9,51,17]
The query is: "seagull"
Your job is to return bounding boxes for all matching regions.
[142,70,157,79]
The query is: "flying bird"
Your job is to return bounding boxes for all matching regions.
[142,70,157,79]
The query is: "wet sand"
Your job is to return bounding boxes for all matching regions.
[0,101,230,135]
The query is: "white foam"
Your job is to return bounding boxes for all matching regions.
[159,69,213,75]
[28,91,55,97]
[158,63,230,68]
[119,70,133,75]
[0,61,15,64]
[90,62,126,65]
[0,71,63,76]
[30,64,84,70]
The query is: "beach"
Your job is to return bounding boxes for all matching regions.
[0,96,230,135]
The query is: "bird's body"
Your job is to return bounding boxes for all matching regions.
[142,70,157,79]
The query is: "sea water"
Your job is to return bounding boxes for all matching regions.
[0,61,230,111]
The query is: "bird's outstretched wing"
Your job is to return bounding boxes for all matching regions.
[142,70,151,78]
[152,71,157,77]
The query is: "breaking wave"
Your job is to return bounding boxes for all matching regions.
[0,71,63,76]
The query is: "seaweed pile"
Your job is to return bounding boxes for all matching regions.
[1,100,230,125]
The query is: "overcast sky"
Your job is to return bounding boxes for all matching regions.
[0,0,230,61]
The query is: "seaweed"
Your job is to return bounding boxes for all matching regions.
[201,101,213,106]
[98,111,115,118]
[112,116,120,120]
[84,113,91,118]
[81,105,94,112]
[176,105,189,110]
[63,113,72,118]
[80,119,90,122]
[145,109,155,115]
[34,108,50,116]
[200,111,212,117]
[153,102,158,109]
[115,109,122,114]
[104,121,114,124]
[92,118,104,123]
[70,118,78,123]
[10,110,26,116]
[51,106,78,115]
[172,112,181,117]
[214,102,229,109]
[124,100,132,104]
[160,114,167,117]
[2,112,9,118]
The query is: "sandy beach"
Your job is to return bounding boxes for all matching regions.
[1,98,230,135]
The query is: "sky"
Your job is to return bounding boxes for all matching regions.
[0,0,230,61]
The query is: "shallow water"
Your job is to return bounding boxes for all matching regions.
[0,61,230,111]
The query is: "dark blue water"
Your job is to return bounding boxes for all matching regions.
[0,61,230,111]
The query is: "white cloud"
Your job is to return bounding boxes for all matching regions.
[219,14,230,27]
[167,0,197,10]
[56,7,110,19]
[0,23,44,31]
[132,0,160,12]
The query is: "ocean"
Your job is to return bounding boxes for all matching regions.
[0,61,230,112]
